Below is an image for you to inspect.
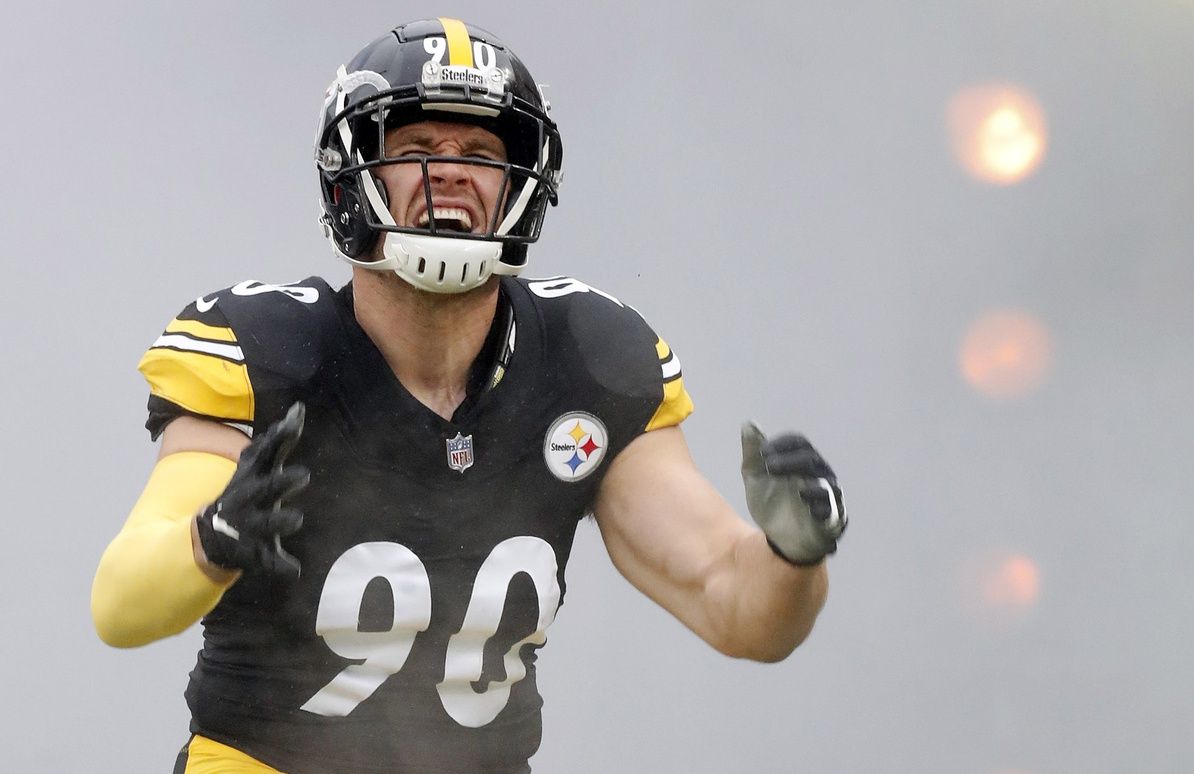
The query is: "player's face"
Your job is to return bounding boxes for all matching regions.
[375,121,508,237]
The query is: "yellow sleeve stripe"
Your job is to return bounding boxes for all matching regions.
[647,337,693,430]
[185,735,287,772]
[440,17,474,67]
[647,375,694,431]
[656,336,682,382]
[165,318,237,343]
[138,347,254,422]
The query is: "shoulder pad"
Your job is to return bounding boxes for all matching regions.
[138,277,338,436]
[520,276,693,431]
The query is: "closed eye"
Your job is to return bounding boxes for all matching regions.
[386,145,430,159]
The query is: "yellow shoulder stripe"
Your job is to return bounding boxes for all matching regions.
[138,347,254,423]
[165,318,237,343]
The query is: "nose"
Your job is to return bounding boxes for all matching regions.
[427,156,473,188]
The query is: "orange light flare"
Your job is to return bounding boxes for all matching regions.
[982,555,1041,610]
[947,84,1048,185]
[959,309,1053,400]
[959,552,1043,621]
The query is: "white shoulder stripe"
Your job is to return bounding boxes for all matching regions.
[152,334,245,362]
[661,352,682,380]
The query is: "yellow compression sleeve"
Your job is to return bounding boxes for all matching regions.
[91,451,238,648]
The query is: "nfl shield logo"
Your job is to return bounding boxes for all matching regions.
[445,432,474,473]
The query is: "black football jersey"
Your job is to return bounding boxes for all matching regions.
[138,275,693,773]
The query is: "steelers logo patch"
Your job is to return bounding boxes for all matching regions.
[543,412,608,482]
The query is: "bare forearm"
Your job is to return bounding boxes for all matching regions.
[620,522,829,662]
[706,530,829,662]
[595,427,832,662]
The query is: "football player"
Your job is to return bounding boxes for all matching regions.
[92,17,847,774]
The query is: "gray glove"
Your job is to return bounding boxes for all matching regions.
[741,423,847,566]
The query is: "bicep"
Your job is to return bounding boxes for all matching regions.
[126,414,247,546]
[593,427,752,630]
[158,415,250,461]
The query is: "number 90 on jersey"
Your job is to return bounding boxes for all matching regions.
[300,536,561,729]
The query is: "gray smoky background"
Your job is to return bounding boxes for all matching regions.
[2,2,1190,772]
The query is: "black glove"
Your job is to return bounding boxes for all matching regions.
[195,402,310,578]
[741,423,847,566]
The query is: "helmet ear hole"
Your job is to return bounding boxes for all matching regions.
[325,181,378,259]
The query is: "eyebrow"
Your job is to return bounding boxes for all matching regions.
[385,129,505,157]
[386,130,436,149]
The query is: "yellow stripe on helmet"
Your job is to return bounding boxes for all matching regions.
[439,17,474,68]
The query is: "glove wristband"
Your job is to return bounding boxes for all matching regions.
[194,501,239,570]
[765,536,830,568]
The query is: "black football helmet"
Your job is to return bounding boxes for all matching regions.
[316,18,564,293]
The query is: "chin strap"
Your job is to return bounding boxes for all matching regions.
[380,233,503,293]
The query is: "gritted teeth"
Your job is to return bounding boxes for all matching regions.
[417,207,473,231]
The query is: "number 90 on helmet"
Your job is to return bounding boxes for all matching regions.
[315,18,564,294]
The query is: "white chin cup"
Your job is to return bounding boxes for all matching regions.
[380,233,506,294]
